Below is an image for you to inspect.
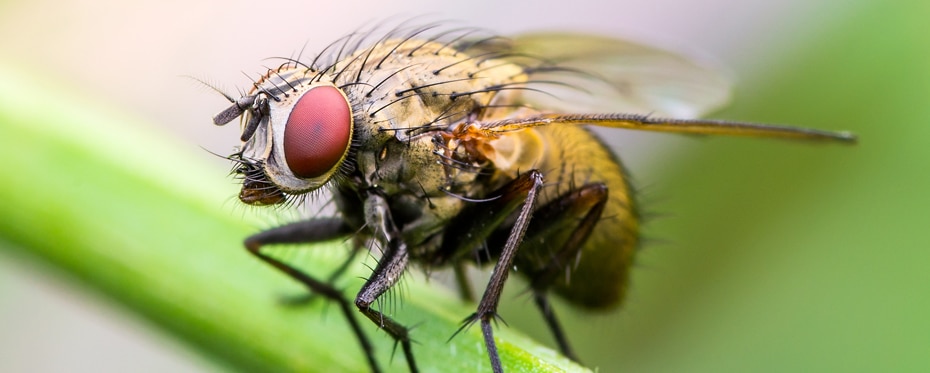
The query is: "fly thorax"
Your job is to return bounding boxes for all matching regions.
[333,39,525,143]
[483,129,546,178]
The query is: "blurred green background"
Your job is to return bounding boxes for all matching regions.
[1,0,927,372]
[508,2,930,372]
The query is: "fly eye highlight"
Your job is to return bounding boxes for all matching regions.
[283,85,353,179]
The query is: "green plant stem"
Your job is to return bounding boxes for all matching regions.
[0,64,586,373]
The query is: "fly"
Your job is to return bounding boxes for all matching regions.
[209,23,855,373]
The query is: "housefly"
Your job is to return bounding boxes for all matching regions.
[210,23,855,373]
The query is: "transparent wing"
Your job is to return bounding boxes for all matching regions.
[481,33,733,118]
[481,113,857,143]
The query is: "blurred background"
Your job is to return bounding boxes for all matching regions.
[1,0,927,372]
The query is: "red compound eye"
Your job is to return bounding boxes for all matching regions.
[283,85,352,179]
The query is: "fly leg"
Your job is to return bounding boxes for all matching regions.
[282,243,363,305]
[354,192,418,373]
[518,182,609,363]
[454,170,546,373]
[242,218,383,373]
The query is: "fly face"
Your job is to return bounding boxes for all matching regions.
[209,23,855,373]
[217,77,355,205]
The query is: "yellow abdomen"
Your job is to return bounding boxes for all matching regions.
[529,125,639,310]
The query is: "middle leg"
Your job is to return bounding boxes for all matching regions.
[516,182,609,363]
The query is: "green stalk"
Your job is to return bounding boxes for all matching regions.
[0,64,586,373]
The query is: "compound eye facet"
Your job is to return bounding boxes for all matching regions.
[282,85,352,179]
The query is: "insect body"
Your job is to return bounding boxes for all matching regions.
[212,25,855,373]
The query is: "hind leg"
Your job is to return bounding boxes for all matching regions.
[517,182,609,363]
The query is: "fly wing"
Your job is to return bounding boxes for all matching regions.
[470,33,733,118]
[481,113,857,143]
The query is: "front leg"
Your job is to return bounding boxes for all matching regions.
[242,218,382,372]
[354,192,418,372]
